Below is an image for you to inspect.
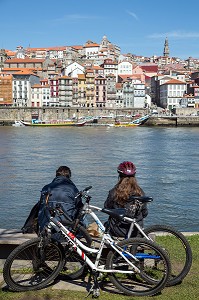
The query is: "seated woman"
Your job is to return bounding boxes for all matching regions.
[104,161,148,238]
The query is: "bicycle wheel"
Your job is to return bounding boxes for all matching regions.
[144,225,192,286]
[105,237,171,297]
[60,225,92,280]
[3,237,64,292]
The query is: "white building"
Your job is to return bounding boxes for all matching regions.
[62,61,85,77]
[160,79,187,109]
[118,61,133,75]
[123,80,145,108]
[12,71,40,107]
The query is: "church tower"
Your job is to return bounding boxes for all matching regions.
[163,37,170,57]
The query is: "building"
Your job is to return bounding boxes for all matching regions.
[12,70,40,107]
[159,79,187,109]
[85,69,95,107]
[0,74,13,106]
[94,75,107,108]
[58,76,73,107]
[78,74,86,107]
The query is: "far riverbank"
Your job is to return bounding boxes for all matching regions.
[0,107,199,126]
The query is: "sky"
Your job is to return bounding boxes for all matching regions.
[1,0,199,60]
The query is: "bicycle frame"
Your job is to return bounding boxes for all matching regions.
[83,203,151,241]
[48,214,141,274]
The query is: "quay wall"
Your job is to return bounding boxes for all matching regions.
[0,107,148,124]
[0,107,199,126]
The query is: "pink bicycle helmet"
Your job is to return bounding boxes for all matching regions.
[117,161,136,176]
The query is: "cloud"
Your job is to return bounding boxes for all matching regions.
[126,10,139,21]
[148,31,199,39]
[54,14,98,23]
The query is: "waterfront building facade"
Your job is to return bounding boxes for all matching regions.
[160,79,187,109]
[95,75,107,108]
[1,36,199,113]
[0,74,12,105]
[12,71,40,107]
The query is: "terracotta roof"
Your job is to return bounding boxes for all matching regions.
[71,45,83,50]
[32,84,42,88]
[13,69,39,76]
[59,75,71,79]
[116,83,122,89]
[5,50,16,56]
[162,79,186,85]
[84,43,99,48]
[27,46,66,51]
[5,58,45,63]
[32,83,50,88]
[140,65,158,72]
[92,65,103,70]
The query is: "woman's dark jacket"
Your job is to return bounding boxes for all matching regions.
[104,188,148,238]
[38,176,83,232]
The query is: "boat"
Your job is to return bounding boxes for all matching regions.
[20,119,86,127]
[114,115,150,127]
[12,120,25,127]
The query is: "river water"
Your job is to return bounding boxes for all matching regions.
[0,125,198,232]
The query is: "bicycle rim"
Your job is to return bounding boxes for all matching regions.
[144,225,192,286]
[105,238,171,297]
[3,237,64,291]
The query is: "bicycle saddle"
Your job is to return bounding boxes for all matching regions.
[128,196,153,203]
[101,208,126,220]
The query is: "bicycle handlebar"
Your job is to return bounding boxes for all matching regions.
[75,185,92,199]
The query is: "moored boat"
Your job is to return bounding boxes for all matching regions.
[12,120,25,127]
[20,119,86,127]
[114,115,150,127]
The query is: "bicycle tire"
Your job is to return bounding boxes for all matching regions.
[144,224,192,286]
[105,237,171,297]
[61,224,92,280]
[3,237,64,292]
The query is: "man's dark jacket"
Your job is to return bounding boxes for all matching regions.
[38,176,83,232]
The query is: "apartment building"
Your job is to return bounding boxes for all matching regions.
[160,79,187,109]
[78,74,86,107]
[95,75,107,108]
[85,69,95,107]
[12,71,40,107]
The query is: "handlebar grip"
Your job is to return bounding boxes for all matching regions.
[84,186,92,191]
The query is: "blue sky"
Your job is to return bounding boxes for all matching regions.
[1,0,199,59]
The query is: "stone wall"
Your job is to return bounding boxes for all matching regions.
[0,107,149,123]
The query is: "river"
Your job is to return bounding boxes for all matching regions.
[0,125,198,232]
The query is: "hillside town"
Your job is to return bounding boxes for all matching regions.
[0,35,199,113]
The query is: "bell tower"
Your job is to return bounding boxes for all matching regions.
[163,37,170,57]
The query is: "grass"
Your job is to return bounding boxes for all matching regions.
[0,235,198,300]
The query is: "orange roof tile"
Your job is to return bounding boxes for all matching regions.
[5,58,46,63]
[162,79,186,85]
[84,43,99,48]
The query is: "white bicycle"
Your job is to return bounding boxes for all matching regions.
[3,187,171,297]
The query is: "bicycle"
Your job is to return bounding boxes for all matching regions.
[70,186,192,286]
[3,189,171,297]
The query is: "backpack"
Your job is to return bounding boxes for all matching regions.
[108,199,143,238]
[124,198,142,218]
[21,200,41,234]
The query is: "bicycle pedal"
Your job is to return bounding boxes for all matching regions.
[92,288,100,298]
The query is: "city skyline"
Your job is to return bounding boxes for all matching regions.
[1,0,199,59]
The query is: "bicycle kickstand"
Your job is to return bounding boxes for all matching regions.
[85,271,100,298]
